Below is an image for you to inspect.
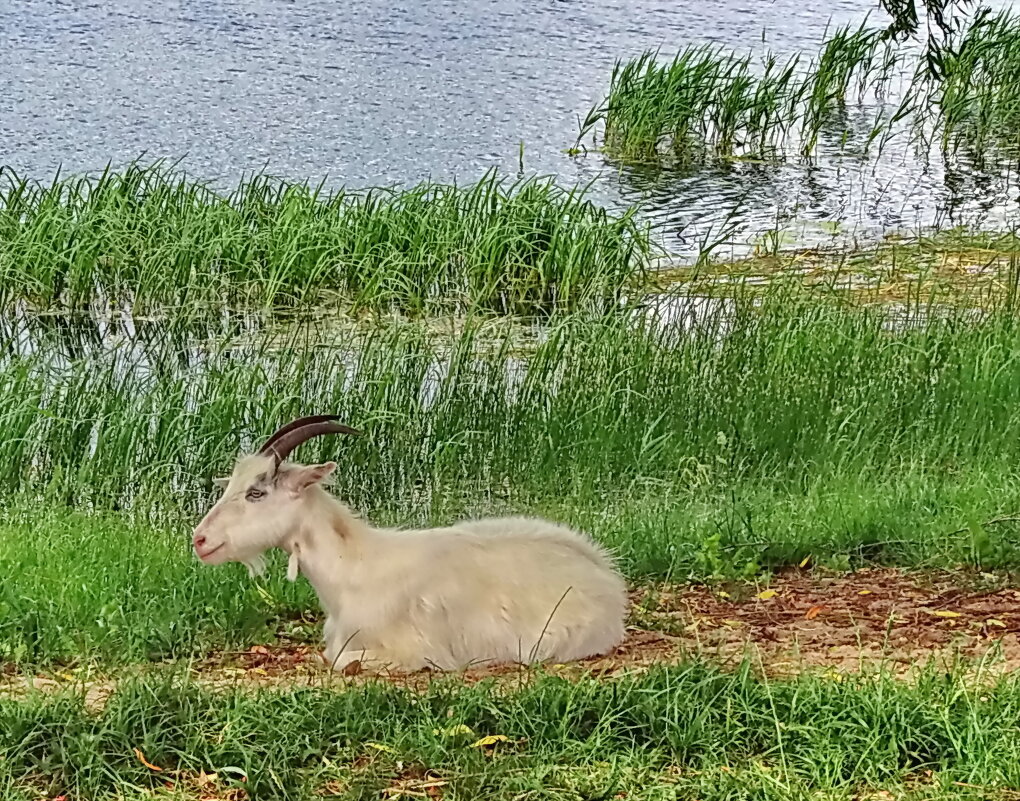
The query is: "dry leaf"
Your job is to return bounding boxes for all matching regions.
[932,610,962,618]
[805,605,825,620]
[858,590,872,595]
[798,555,811,568]
[718,591,731,599]
[986,618,1007,628]
[343,660,363,676]
[757,589,777,600]
[133,748,163,772]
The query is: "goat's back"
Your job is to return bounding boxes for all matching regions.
[360,515,628,669]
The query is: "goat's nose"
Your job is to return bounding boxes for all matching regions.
[193,533,207,549]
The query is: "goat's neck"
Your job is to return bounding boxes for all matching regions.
[282,489,368,605]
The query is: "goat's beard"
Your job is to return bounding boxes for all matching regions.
[243,554,268,578]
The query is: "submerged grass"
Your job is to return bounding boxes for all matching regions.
[583,9,1020,166]
[580,21,898,165]
[934,9,1020,154]
[0,162,652,314]
[4,663,1020,799]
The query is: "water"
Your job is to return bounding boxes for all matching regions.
[2,0,1019,260]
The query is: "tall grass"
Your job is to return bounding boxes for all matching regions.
[2,288,1020,513]
[0,162,652,314]
[5,664,1020,799]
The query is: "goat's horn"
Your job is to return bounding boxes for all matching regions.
[259,414,345,454]
[258,416,361,468]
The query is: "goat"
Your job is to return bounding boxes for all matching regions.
[192,415,629,673]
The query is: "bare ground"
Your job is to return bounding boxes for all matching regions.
[6,566,1020,709]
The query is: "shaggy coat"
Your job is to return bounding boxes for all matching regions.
[193,453,628,672]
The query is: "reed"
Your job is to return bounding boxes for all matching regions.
[581,22,894,164]
[0,162,652,314]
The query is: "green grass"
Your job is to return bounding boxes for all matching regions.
[0,162,652,314]
[4,663,1020,799]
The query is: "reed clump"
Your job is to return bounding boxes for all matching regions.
[0,162,652,314]
[580,22,895,165]
[933,9,1020,154]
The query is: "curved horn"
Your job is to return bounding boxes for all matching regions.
[258,414,345,454]
[259,417,361,468]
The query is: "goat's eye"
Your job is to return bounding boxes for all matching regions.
[245,488,265,502]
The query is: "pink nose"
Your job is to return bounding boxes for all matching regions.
[193,533,207,549]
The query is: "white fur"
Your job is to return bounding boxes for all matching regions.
[193,454,629,672]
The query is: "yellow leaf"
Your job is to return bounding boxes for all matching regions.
[757,589,777,600]
[133,748,163,772]
[718,591,731,599]
[470,734,509,748]
[433,724,475,738]
[798,555,811,568]
[858,590,872,595]
[986,618,1007,628]
[932,610,962,618]
[60,673,74,681]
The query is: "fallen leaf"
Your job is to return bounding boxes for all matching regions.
[343,660,363,676]
[986,618,1007,628]
[757,589,777,600]
[932,610,962,618]
[798,555,811,568]
[250,645,270,655]
[134,748,163,772]
[858,590,872,595]
[470,734,509,748]
[718,591,731,599]
[805,605,825,620]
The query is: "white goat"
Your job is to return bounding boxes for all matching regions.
[192,415,629,673]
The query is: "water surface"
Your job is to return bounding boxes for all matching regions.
[3,0,1018,258]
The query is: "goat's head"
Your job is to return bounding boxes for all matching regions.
[192,415,360,574]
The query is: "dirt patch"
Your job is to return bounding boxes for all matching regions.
[635,566,1020,677]
[5,567,1020,705]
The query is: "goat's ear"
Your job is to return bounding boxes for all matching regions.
[282,461,337,495]
[212,477,229,489]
